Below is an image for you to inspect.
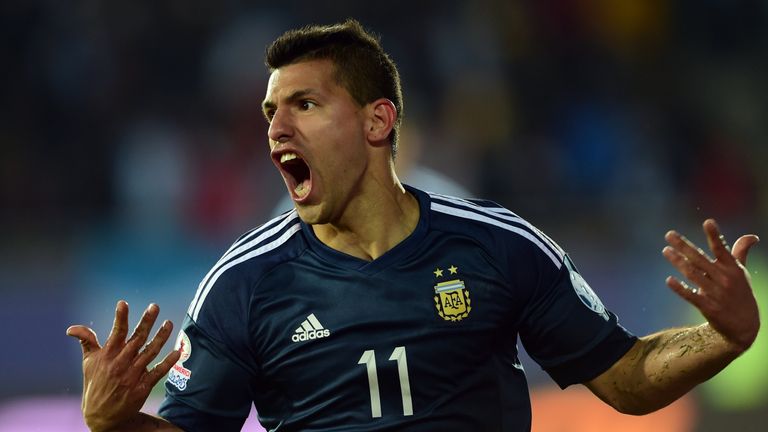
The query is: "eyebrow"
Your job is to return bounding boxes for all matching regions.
[262,88,317,112]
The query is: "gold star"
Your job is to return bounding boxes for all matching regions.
[433,268,444,277]
[448,265,458,275]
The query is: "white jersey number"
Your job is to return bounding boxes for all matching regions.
[357,346,413,418]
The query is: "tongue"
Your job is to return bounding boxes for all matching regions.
[294,179,310,198]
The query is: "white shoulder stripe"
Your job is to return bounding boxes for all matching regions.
[431,202,562,269]
[189,221,302,321]
[223,210,298,258]
[432,194,531,231]
[187,211,299,317]
[530,225,565,257]
[222,212,299,270]
[429,192,476,206]
[483,207,565,257]
[430,194,564,263]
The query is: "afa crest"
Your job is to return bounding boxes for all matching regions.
[434,279,472,321]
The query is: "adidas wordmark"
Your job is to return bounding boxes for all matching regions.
[292,313,331,343]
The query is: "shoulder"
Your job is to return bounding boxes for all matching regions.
[186,210,305,323]
[425,190,565,271]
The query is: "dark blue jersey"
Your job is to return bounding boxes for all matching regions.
[158,186,637,431]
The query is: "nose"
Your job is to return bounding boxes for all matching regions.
[267,108,293,145]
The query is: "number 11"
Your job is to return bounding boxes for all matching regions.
[357,346,413,418]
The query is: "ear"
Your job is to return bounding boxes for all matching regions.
[365,98,397,145]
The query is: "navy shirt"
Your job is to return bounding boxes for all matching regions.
[159,186,637,431]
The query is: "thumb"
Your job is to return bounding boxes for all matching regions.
[67,325,101,357]
[731,234,760,265]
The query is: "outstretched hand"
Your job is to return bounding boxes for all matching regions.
[66,301,180,432]
[663,219,760,352]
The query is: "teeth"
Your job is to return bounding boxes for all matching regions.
[280,152,298,164]
[295,182,308,198]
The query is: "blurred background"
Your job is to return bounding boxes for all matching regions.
[1,0,766,431]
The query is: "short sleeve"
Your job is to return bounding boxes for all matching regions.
[157,316,252,431]
[519,254,637,388]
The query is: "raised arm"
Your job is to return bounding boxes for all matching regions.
[585,219,760,414]
[67,301,182,431]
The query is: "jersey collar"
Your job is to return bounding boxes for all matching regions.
[300,184,430,274]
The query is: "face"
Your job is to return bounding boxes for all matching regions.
[262,59,371,225]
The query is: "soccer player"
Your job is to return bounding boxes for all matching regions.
[66,19,760,431]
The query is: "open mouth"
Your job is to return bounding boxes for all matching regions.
[278,152,312,200]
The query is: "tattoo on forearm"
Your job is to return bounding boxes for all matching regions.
[607,325,734,410]
[645,326,719,383]
[655,327,714,358]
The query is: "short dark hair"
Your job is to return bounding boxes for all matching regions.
[266,19,403,157]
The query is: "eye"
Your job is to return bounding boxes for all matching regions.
[299,100,317,111]
[263,109,275,123]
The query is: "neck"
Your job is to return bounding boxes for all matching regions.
[312,170,419,261]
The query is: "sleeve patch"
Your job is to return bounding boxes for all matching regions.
[168,330,193,391]
[564,255,608,320]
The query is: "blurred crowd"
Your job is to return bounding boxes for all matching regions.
[3,1,766,236]
[1,1,766,431]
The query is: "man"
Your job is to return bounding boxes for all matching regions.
[67,19,760,431]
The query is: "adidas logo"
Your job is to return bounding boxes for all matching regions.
[291,313,331,343]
